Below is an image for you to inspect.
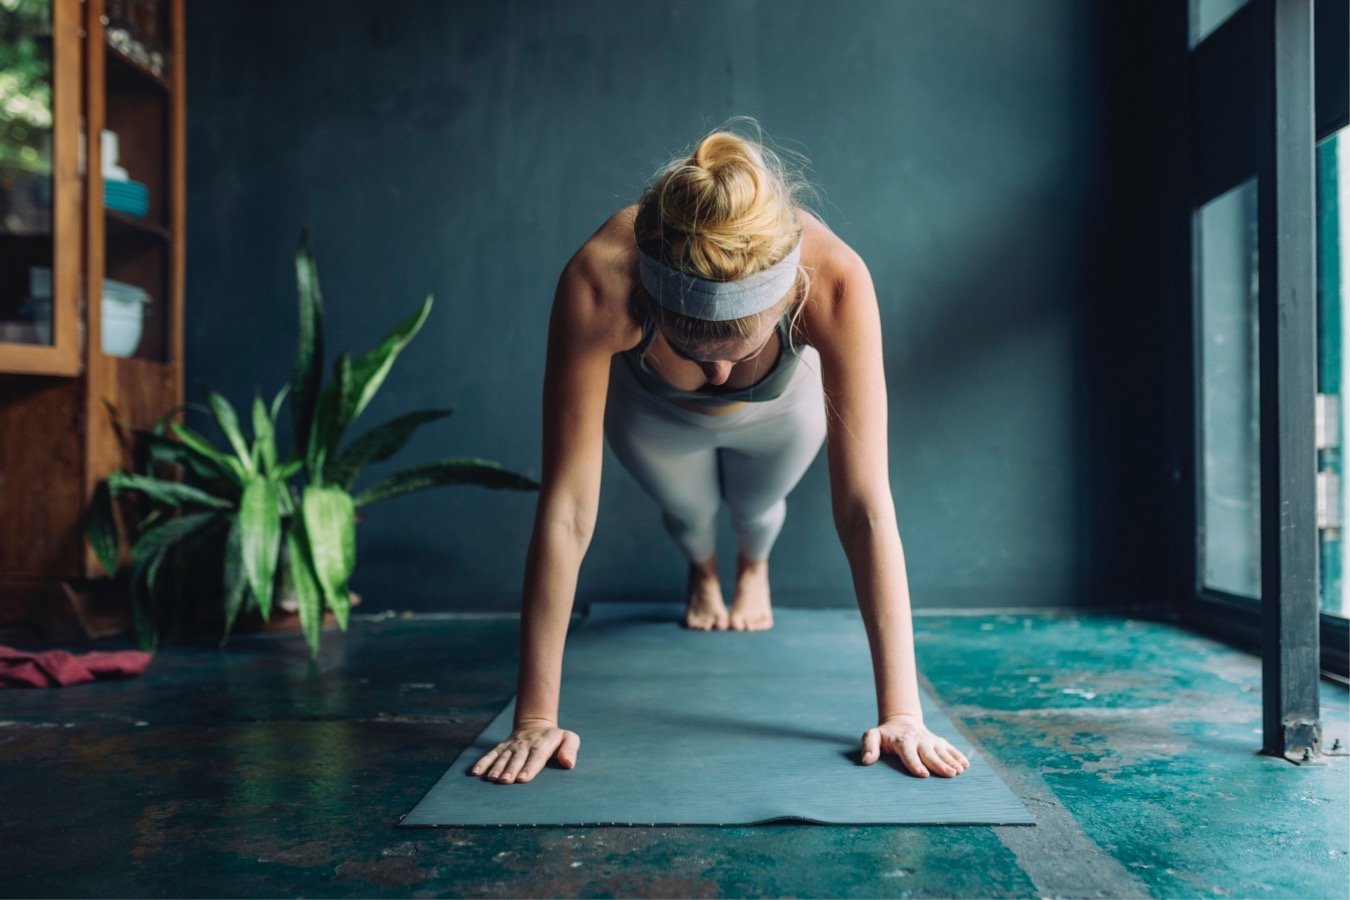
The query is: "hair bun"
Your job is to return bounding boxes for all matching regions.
[637,123,806,282]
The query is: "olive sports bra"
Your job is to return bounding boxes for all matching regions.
[619,311,803,406]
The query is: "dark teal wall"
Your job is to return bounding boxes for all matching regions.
[185,0,1156,612]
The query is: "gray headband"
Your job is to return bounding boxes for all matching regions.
[636,234,803,321]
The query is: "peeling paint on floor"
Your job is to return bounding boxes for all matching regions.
[1,611,1345,898]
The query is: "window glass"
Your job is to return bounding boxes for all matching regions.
[0,0,55,347]
[1189,0,1250,48]
[1316,125,1350,618]
[1197,176,1261,599]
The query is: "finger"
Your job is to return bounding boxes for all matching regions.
[921,742,957,776]
[944,744,970,771]
[557,731,581,768]
[896,737,929,777]
[500,747,532,784]
[860,728,881,765]
[487,748,514,780]
[935,744,965,773]
[516,746,552,783]
[470,749,499,776]
[925,740,960,775]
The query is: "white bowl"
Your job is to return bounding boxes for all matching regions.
[102,296,147,357]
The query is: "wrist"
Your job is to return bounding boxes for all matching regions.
[514,714,558,730]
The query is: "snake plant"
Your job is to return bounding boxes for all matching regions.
[85,228,540,658]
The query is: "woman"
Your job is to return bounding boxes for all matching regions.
[470,125,970,785]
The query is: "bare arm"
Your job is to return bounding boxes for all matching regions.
[514,253,623,726]
[811,244,969,778]
[471,238,631,784]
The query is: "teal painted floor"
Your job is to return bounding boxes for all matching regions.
[1,607,1347,898]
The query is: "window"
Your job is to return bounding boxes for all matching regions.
[1181,0,1349,688]
[1196,177,1261,599]
[1190,0,1251,48]
[1316,124,1350,618]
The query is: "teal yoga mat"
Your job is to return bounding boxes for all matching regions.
[401,602,1034,827]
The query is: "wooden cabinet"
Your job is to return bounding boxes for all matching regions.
[0,0,185,642]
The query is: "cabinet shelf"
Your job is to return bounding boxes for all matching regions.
[105,39,171,93]
[105,208,170,240]
[0,225,54,239]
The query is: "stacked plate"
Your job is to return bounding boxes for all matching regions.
[105,178,149,217]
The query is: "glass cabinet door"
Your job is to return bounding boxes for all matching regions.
[99,0,175,365]
[0,0,82,375]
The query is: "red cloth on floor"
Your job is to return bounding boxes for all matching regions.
[0,644,153,688]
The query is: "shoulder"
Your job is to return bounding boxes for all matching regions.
[797,207,870,294]
[552,205,643,353]
[794,208,876,343]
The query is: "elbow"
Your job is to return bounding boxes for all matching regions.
[534,487,600,546]
[832,500,897,543]
[540,504,597,545]
[541,512,596,545]
[567,515,597,544]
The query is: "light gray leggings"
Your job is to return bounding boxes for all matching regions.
[603,346,828,564]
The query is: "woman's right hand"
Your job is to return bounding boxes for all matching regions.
[468,720,581,784]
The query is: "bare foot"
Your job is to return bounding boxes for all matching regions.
[684,555,729,631]
[729,553,774,631]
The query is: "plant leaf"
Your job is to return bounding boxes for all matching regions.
[326,408,455,489]
[108,472,234,510]
[129,511,219,638]
[85,479,121,577]
[238,477,281,621]
[139,417,238,488]
[130,511,218,569]
[149,403,189,437]
[270,383,290,424]
[292,228,326,465]
[168,421,247,484]
[252,390,278,474]
[352,457,540,508]
[306,352,350,484]
[286,522,324,660]
[146,433,229,486]
[96,397,232,486]
[100,396,189,447]
[343,294,434,428]
[208,391,256,476]
[129,550,159,653]
[220,513,249,643]
[301,485,355,631]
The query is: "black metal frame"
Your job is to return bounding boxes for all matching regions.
[1174,0,1350,757]
[1258,0,1322,758]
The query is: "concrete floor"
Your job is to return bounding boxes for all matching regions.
[1,607,1347,898]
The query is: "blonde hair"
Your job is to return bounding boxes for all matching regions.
[632,119,818,351]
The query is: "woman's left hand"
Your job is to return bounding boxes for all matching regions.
[860,714,971,777]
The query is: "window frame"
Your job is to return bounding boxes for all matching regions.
[1175,0,1350,755]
